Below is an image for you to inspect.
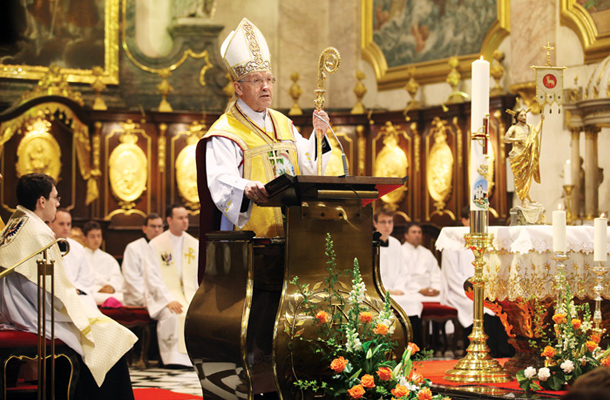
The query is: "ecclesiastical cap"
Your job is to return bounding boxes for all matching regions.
[220,18,271,81]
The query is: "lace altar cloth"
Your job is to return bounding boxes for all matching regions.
[436,226,610,302]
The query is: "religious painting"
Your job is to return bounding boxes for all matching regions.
[0,0,119,84]
[362,0,510,88]
[561,0,610,62]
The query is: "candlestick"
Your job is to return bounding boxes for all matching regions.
[469,57,490,213]
[594,217,608,262]
[553,210,567,252]
[563,185,575,225]
[564,160,572,186]
[591,261,607,337]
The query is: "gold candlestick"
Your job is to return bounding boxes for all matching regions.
[591,261,607,337]
[444,226,512,383]
[314,47,341,175]
[564,185,575,225]
[552,252,569,323]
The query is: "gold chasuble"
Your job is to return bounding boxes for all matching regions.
[204,104,300,237]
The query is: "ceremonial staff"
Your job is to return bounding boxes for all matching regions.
[314,48,341,175]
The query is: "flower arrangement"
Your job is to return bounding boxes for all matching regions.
[516,283,610,392]
[289,234,447,400]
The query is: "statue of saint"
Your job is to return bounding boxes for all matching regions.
[503,109,544,207]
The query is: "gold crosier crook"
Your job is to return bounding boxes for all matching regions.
[314,48,341,175]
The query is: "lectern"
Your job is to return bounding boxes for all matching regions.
[185,175,410,400]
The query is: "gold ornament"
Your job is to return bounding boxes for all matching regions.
[91,66,108,110]
[16,114,62,180]
[175,121,206,209]
[288,72,303,116]
[350,70,367,114]
[445,56,468,105]
[157,69,173,112]
[19,65,83,106]
[490,50,506,96]
[427,118,453,214]
[374,122,408,205]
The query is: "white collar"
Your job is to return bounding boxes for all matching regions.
[237,98,267,129]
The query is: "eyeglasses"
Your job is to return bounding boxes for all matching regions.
[50,196,61,204]
[239,76,276,88]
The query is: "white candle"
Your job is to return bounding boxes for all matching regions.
[594,217,607,261]
[564,160,573,186]
[470,57,490,211]
[553,210,567,252]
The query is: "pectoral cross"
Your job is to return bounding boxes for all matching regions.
[184,248,195,264]
[268,150,284,177]
[471,115,489,155]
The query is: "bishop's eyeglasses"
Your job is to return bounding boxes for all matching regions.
[239,76,276,88]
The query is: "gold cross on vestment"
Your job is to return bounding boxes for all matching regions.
[185,248,195,264]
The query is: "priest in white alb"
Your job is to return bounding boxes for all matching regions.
[145,204,198,367]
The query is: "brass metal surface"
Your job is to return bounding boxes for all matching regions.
[427,117,454,214]
[16,116,62,180]
[372,121,408,205]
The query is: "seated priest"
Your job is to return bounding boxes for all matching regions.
[122,213,164,307]
[374,206,424,348]
[198,17,332,238]
[49,208,97,309]
[145,204,198,367]
[0,173,136,399]
[82,220,125,306]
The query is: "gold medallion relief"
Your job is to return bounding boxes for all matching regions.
[373,121,408,204]
[427,118,454,211]
[175,122,206,209]
[16,116,62,180]
[109,124,147,209]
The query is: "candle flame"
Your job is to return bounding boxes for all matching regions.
[557,202,564,211]
[480,55,483,60]
[601,213,607,218]
[566,159,571,165]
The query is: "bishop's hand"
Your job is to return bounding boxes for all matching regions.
[245,181,269,204]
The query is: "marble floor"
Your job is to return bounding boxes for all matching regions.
[129,366,203,397]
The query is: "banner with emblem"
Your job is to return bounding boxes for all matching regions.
[534,66,566,109]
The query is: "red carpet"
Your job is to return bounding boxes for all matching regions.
[418,359,567,397]
[133,388,203,400]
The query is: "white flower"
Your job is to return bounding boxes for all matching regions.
[561,360,575,374]
[538,367,551,381]
[524,367,537,379]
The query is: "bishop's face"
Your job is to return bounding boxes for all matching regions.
[234,71,274,112]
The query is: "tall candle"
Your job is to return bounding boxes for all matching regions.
[470,57,490,212]
[594,217,607,261]
[553,210,567,252]
[564,160,573,186]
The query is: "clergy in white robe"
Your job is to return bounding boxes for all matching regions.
[399,222,442,306]
[49,209,97,310]
[201,18,332,238]
[145,205,198,367]
[83,221,125,305]
[0,173,136,398]
[122,213,164,306]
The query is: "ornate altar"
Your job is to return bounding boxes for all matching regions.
[437,226,610,376]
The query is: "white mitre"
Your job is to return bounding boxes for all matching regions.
[220,18,272,81]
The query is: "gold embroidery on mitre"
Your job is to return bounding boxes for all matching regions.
[233,21,271,80]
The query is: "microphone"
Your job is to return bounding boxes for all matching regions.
[314,113,349,177]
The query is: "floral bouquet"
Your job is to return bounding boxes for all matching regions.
[516,283,610,392]
[289,234,448,400]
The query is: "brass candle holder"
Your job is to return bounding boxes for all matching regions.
[591,261,607,337]
[563,185,575,225]
[444,225,511,382]
[551,252,569,309]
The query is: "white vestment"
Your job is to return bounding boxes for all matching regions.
[62,237,97,309]
[122,237,155,306]
[440,247,493,328]
[84,247,125,305]
[379,236,423,317]
[206,99,332,230]
[145,230,199,366]
[399,241,442,304]
[0,206,137,386]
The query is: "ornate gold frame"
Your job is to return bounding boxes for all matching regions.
[0,0,120,85]
[560,0,610,63]
[361,0,510,89]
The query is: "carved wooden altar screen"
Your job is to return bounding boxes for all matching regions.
[0,90,516,261]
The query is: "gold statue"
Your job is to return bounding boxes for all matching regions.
[503,109,545,207]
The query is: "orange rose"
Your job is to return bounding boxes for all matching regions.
[571,319,582,330]
[330,356,348,373]
[410,372,424,385]
[391,385,410,398]
[348,384,365,399]
[541,346,557,358]
[315,311,330,326]
[591,334,602,344]
[586,341,598,352]
[360,312,373,324]
[408,342,420,354]
[377,367,393,381]
[417,387,433,400]
[374,323,389,336]
[601,357,610,367]
[552,313,567,324]
[360,374,376,389]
